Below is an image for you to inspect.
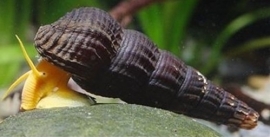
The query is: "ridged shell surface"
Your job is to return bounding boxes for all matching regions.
[35,7,123,80]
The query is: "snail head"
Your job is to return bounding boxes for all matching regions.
[1,35,94,111]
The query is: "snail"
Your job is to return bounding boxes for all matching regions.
[3,7,259,129]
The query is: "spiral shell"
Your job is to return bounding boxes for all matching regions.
[35,7,123,80]
[34,7,259,129]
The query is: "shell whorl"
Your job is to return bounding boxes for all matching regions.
[34,7,259,129]
[34,7,123,79]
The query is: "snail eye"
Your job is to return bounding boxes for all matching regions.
[42,72,46,76]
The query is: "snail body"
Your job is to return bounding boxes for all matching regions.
[23,7,258,129]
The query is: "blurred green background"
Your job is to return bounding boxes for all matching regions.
[1,0,270,90]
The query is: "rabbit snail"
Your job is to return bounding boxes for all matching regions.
[3,7,258,129]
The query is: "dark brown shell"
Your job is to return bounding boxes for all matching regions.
[35,7,123,80]
[34,7,259,129]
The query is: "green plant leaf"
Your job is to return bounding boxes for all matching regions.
[202,8,270,75]
[137,4,164,48]
[137,0,198,56]
[226,36,270,57]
